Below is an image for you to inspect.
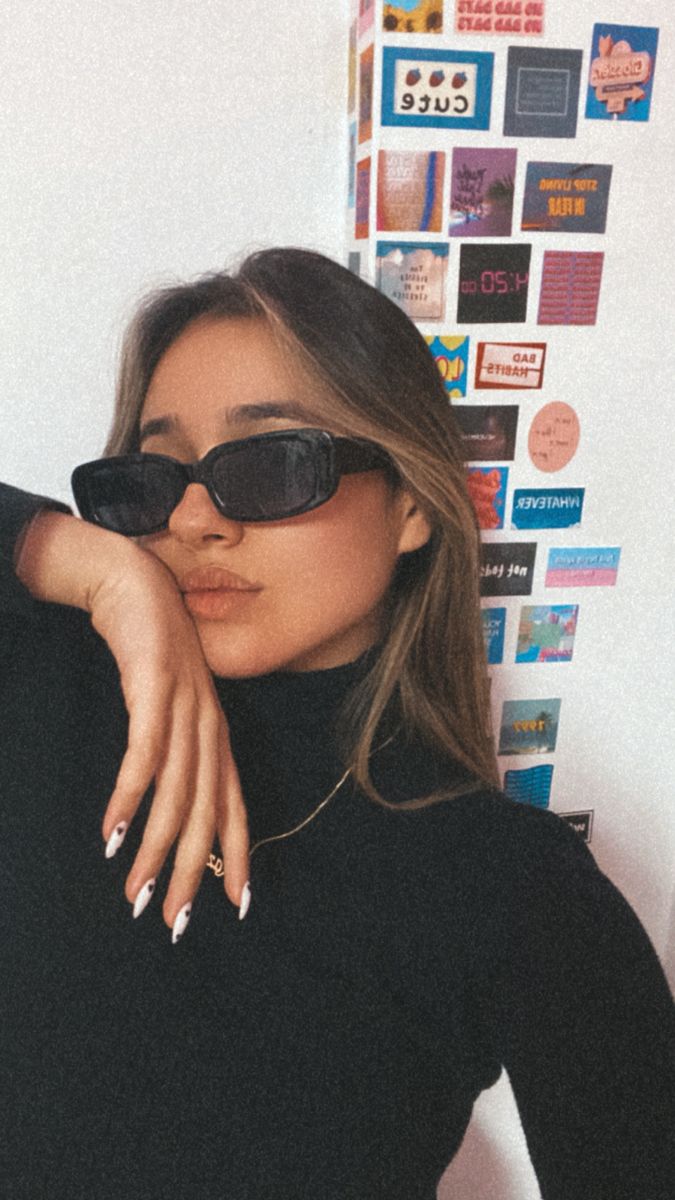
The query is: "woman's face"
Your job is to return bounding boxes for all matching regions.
[138,316,430,677]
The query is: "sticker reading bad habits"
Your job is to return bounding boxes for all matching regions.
[475,341,546,390]
[528,402,580,472]
[381,46,494,130]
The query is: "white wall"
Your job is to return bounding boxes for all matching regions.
[0,0,348,498]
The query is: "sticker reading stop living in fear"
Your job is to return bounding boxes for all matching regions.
[586,24,659,123]
[455,1,544,38]
[528,402,580,472]
[522,162,612,234]
[381,46,494,130]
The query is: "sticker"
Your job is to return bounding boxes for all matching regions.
[453,405,518,461]
[499,698,561,756]
[480,542,536,597]
[586,24,659,122]
[516,604,578,663]
[359,0,375,37]
[466,466,508,529]
[522,163,612,234]
[425,335,469,397]
[377,150,445,233]
[449,147,517,238]
[381,46,494,130]
[347,124,357,209]
[512,487,584,529]
[348,252,361,277]
[455,0,544,37]
[545,547,620,588]
[504,46,582,139]
[358,44,374,145]
[503,764,553,807]
[481,607,506,664]
[458,244,531,324]
[559,810,594,843]
[475,341,545,390]
[348,21,357,115]
[528,401,580,473]
[384,1,443,34]
[538,250,604,326]
[355,158,371,240]
[376,241,449,320]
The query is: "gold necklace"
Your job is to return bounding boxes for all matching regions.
[249,766,352,859]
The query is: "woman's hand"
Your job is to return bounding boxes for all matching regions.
[15,510,250,936]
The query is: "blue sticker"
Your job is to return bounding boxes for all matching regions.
[504,765,553,808]
[481,607,506,665]
[586,24,659,123]
[499,697,561,756]
[512,487,584,530]
[546,546,620,588]
[382,46,494,131]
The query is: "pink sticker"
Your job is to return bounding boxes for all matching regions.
[528,402,580,473]
[455,0,544,37]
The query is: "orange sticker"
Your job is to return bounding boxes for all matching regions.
[528,402,580,472]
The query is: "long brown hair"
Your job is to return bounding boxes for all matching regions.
[105,248,499,806]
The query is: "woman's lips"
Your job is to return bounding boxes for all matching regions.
[179,566,262,620]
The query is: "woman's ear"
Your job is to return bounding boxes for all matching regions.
[395,491,432,555]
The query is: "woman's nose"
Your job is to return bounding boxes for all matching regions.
[168,482,244,545]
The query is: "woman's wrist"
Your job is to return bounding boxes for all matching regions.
[14,509,144,612]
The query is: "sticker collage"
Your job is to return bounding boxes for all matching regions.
[347,2,660,833]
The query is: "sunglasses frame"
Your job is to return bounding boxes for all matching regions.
[71,427,394,536]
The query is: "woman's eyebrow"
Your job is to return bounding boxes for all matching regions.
[139,401,319,444]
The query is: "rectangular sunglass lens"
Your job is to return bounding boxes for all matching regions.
[74,460,176,535]
[212,437,322,520]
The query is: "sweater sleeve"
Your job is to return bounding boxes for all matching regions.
[480,803,675,1200]
[0,480,72,617]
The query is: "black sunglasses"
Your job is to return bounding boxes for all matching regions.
[71,427,394,536]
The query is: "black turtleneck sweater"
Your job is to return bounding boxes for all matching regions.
[1,482,674,1200]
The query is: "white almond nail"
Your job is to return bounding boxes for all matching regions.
[105,822,128,859]
[171,903,192,944]
[238,882,251,921]
[132,878,156,919]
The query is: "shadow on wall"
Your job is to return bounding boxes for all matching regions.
[437,1073,541,1200]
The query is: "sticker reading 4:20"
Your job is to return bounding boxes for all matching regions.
[458,244,531,323]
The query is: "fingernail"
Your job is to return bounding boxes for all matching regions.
[238,882,251,921]
[171,903,192,944]
[105,822,128,859]
[132,878,156,919]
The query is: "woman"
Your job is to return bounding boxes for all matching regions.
[1,248,673,1199]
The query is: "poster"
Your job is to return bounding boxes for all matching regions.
[457,244,531,324]
[359,44,374,144]
[537,251,604,326]
[516,604,579,663]
[528,401,580,472]
[560,810,594,842]
[586,24,659,122]
[425,335,469,397]
[449,147,517,237]
[384,1,443,34]
[481,607,506,665]
[355,158,371,239]
[512,487,584,530]
[466,466,508,529]
[377,150,445,233]
[359,0,375,37]
[480,542,536,597]
[498,697,561,756]
[348,21,357,115]
[522,162,612,234]
[503,46,582,139]
[475,341,546,389]
[455,0,544,37]
[376,241,449,319]
[381,46,493,130]
[347,124,356,209]
[503,764,554,807]
[545,547,620,588]
[453,405,518,461]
